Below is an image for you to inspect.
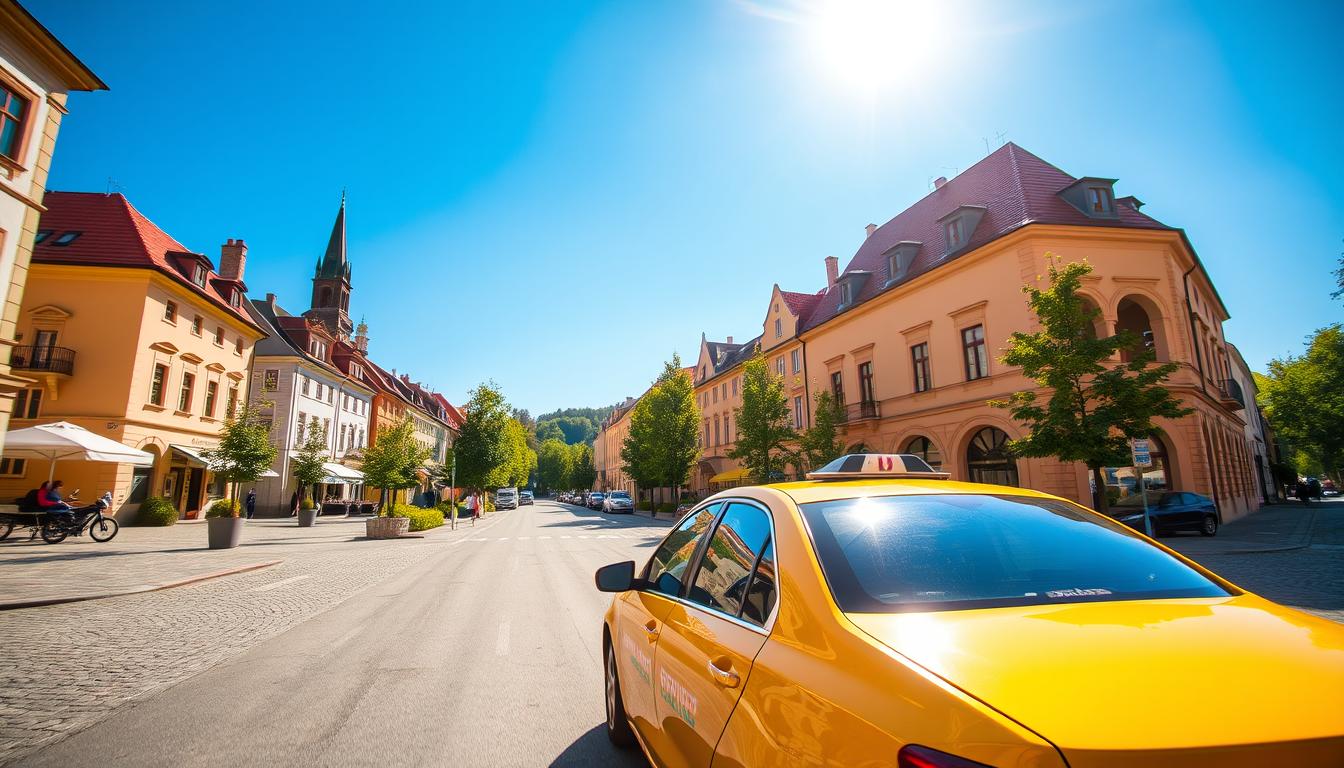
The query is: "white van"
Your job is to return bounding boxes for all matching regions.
[496,487,519,510]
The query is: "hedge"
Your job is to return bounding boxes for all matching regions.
[391,503,444,532]
[205,498,240,518]
[136,496,178,526]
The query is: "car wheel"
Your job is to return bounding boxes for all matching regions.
[605,639,636,748]
[1200,514,1218,537]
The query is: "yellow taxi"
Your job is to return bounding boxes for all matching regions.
[595,454,1344,767]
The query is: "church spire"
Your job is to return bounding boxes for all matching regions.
[315,190,348,281]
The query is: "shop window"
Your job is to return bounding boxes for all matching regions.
[966,427,1018,486]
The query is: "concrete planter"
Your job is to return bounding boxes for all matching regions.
[207,517,244,549]
[297,508,319,527]
[365,516,410,539]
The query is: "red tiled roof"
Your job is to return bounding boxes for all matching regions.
[800,143,1172,332]
[779,289,824,324]
[35,192,260,329]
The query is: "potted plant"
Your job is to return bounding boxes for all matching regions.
[291,416,328,528]
[201,401,278,550]
[360,416,428,539]
[205,498,244,549]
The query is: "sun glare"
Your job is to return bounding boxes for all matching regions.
[804,0,948,96]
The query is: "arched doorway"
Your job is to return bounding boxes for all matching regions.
[901,436,943,470]
[966,427,1018,486]
[1116,296,1160,362]
[1080,296,1104,340]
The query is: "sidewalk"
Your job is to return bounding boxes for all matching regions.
[1165,501,1324,557]
[0,512,501,610]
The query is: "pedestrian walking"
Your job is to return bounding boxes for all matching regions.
[245,488,256,519]
[289,489,300,517]
[1297,479,1312,506]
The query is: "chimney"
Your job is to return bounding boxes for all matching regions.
[825,256,839,288]
[219,238,247,281]
[933,176,948,190]
[865,223,877,238]
[726,336,734,345]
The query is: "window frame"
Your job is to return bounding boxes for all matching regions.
[191,315,203,336]
[858,360,875,405]
[642,498,780,634]
[163,301,177,324]
[0,76,35,168]
[177,371,195,412]
[203,380,218,417]
[191,262,208,287]
[1087,186,1113,214]
[0,457,27,477]
[830,370,845,405]
[962,324,989,381]
[911,342,931,393]
[150,363,169,406]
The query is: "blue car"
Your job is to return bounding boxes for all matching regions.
[1108,491,1219,537]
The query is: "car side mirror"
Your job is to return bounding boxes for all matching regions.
[595,560,637,592]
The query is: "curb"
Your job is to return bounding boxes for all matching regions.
[0,560,282,611]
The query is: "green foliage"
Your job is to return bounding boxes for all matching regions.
[728,353,798,483]
[569,442,597,490]
[537,438,574,493]
[799,389,845,471]
[362,416,431,513]
[455,382,513,490]
[136,496,178,526]
[656,502,676,515]
[390,503,445,532]
[203,401,279,504]
[1258,324,1344,481]
[622,355,700,496]
[205,498,240,518]
[536,415,598,445]
[291,416,329,506]
[500,418,536,488]
[535,420,566,443]
[992,256,1191,513]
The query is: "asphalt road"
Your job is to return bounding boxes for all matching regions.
[17,501,664,768]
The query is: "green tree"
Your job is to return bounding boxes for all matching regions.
[799,389,845,471]
[535,420,566,444]
[498,418,535,488]
[536,438,573,492]
[290,416,329,509]
[728,353,798,483]
[455,382,513,492]
[993,256,1191,514]
[622,355,701,510]
[1258,324,1344,483]
[202,401,279,516]
[569,442,597,490]
[361,416,430,513]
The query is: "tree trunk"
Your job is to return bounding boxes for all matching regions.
[1092,466,1110,515]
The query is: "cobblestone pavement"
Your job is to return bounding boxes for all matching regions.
[0,513,516,765]
[1174,499,1344,624]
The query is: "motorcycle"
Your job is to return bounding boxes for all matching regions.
[40,491,118,544]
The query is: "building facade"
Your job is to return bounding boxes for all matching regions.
[594,396,637,496]
[690,335,756,493]
[0,1,105,458]
[1227,343,1279,504]
[1,191,266,518]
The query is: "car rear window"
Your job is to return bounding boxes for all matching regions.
[799,494,1231,612]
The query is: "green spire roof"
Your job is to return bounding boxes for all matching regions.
[315,191,349,281]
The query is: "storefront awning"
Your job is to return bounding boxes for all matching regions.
[709,468,751,484]
[319,462,364,484]
[171,444,279,477]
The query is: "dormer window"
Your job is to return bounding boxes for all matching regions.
[229,288,242,307]
[1087,186,1113,214]
[34,230,53,245]
[191,263,208,287]
[1058,177,1120,219]
[882,241,921,287]
[51,231,81,247]
[835,270,871,310]
[838,281,852,305]
[937,206,987,256]
[309,339,327,360]
[350,363,364,380]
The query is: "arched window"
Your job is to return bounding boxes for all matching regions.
[901,436,942,470]
[1104,434,1172,509]
[966,427,1018,486]
[1117,296,1158,362]
[846,442,871,454]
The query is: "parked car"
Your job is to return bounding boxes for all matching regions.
[594,453,1344,765]
[496,487,519,510]
[1107,491,1218,536]
[519,490,534,506]
[603,490,634,514]
[587,492,605,510]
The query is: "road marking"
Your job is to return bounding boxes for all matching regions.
[560,535,571,539]
[495,621,510,656]
[518,536,531,540]
[249,574,311,593]
[498,537,510,541]
[538,535,551,540]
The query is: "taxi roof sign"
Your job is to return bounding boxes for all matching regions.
[805,453,951,481]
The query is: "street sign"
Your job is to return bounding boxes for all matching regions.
[1132,438,1152,468]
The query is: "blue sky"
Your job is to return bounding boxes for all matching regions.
[32,0,1344,413]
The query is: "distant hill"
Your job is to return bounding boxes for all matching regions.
[535,405,618,445]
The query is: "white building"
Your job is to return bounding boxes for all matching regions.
[1227,343,1279,504]
[0,0,104,455]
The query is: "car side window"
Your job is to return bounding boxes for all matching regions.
[686,502,773,620]
[739,538,776,627]
[647,505,720,597]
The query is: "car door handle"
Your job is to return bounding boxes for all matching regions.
[707,658,740,688]
[644,620,659,642]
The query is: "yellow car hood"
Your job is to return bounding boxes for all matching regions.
[849,596,1344,766]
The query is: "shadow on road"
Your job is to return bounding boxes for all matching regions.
[549,724,649,768]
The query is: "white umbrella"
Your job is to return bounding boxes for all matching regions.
[4,421,154,482]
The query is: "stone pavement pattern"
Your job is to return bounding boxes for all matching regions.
[0,515,514,765]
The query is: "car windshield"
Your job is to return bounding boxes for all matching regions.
[610,491,630,499]
[799,494,1231,612]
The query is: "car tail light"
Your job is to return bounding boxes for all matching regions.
[898,744,993,768]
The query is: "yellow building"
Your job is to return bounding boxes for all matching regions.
[0,1,105,457]
[594,396,637,496]
[0,192,266,518]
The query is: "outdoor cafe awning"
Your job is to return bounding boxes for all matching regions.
[171,444,279,477]
[319,462,364,485]
[709,468,751,485]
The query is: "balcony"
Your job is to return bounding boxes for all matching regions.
[839,400,880,423]
[1214,378,1245,411]
[11,345,76,376]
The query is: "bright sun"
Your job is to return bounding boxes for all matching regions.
[804,0,948,96]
